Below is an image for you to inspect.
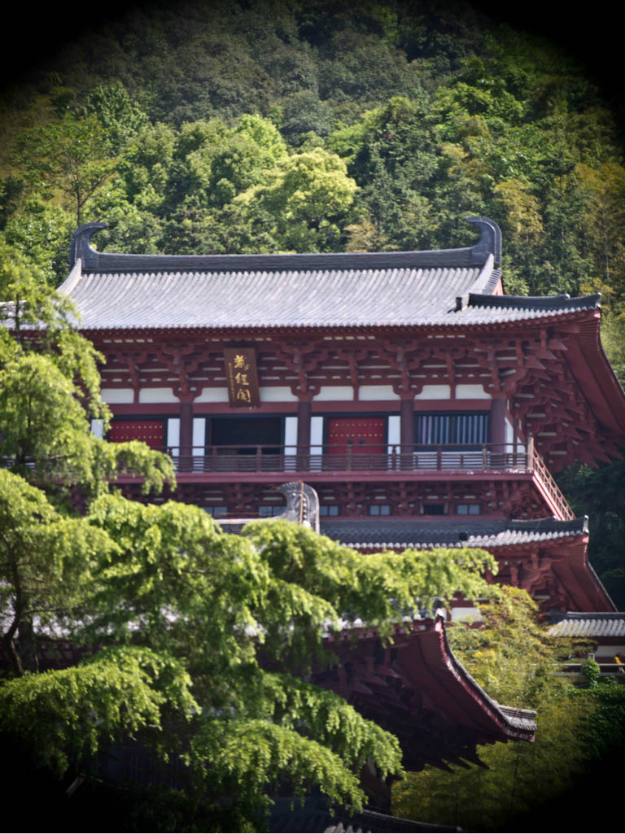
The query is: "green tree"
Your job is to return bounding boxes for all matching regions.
[393,587,625,831]
[1,486,499,830]
[19,114,116,227]
[0,243,502,827]
[0,241,174,501]
[0,469,112,676]
[236,147,358,251]
[80,82,150,154]
[1,199,72,286]
[0,241,173,674]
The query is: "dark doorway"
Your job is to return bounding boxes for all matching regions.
[210,417,282,453]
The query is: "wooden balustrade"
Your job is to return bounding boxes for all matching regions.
[166,442,531,474]
[0,437,575,519]
[527,435,576,520]
[164,438,574,519]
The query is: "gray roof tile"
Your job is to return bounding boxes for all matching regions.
[58,218,601,331]
[66,266,484,330]
[548,612,625,638]
[320,517,589,549]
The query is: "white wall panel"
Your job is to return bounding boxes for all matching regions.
[167,418,180,450]
[260,386,298,402]
[315,386,354,401]
[451,607,483,622]
[284,416,298,454]
[194,387,229,403]
[595,644,625,656]
[101,388,134,404]
[589,644,625,663]
[359,385,400,401]
[505,415,514,445]
[456,384,490,400]
[310,416,324,454]
[192,418,206,454]
[139,387,179,404]
[414,385,451,400]
[387,415,400,452]
[91,419,104,439]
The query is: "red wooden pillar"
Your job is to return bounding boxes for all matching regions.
[400,398,414,449]
[180,401,193,471]
[400,398,414,470]
[491,397,506,446]
[297,399,311,450]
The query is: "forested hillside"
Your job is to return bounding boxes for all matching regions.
[1,0,623,604]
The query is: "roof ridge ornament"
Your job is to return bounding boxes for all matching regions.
[70,222,108,270]
[274,482,320,533]
[466,216,502,268]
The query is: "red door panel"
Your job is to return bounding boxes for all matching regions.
[108,420,164,450]
[327,418,385,454]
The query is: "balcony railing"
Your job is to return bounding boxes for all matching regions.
[0,439,574,520]
[527,436,575,520]
[167,443,530,474]
[165,440,574,520]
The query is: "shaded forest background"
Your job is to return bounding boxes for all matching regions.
[0,0,623,605]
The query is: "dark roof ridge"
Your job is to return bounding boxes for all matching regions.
[69,217,501,274]
[504,516,589,535]
[319,516,590,550]
[553,611,625,621]
[468,292,601,311]
[321,516,588,534]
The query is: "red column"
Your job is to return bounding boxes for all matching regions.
[297,399,311,450]
[491,397,506,447]
[180,401,193,470]
[400,398,414,449]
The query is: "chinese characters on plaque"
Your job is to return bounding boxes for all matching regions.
[224,347,260,407]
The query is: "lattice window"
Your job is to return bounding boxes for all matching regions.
[369,504,391,516]
[415,412,489,445]
[457,503,480,515]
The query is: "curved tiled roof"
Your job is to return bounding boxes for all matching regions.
[58,218,601,331]
[320,516,589,550]
[66,265,482,330]
[549,612,625,638]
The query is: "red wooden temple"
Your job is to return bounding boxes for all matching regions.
[56,217,625,784]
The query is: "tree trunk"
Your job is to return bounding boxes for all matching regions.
[17,618,38,673]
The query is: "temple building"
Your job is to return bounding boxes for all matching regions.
[56,217,625,784]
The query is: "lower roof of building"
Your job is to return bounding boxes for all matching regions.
[548,611,625,638]
[318,516,589,549]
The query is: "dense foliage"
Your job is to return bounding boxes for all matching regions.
[1,6,624,602]
[393,588,625,831]
[1,1,623,302]
[1,3,624,826]
[0,254,501,829]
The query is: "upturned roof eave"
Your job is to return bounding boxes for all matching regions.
[76,305,602,337]
[69,217,501,273]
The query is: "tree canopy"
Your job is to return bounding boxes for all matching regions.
[1,3,625,826]
[5,0,621,604]
[393,587,625,831]
[0,243,500,829]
